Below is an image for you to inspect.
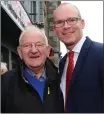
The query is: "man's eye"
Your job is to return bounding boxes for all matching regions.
[36,44,43,47]
[56,21,63,24]
[68,18,76,22]
[71,19,75,21]
[37,44,42,46]
[23,44,30,47]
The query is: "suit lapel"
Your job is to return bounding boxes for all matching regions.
[59,54,67,78]
[70,37,93,89]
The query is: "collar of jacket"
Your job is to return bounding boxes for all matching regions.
[18,57,60,85]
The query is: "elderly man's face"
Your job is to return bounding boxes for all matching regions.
[53,4,85,49]
[17,31,50,70]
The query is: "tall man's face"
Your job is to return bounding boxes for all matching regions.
[53,4,85,49]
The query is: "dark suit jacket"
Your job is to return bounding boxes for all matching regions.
[59,37,104,113]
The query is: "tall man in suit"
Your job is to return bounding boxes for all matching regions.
[53,3,104,113]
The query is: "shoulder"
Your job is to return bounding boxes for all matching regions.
[85,37,103,56]
[85,38,104,69]
[84,36,103,51]
[92,41,103,50]
[91,41,103,58]
[2,68,19,78]
[1,68,20,87]
[46,58,58,71]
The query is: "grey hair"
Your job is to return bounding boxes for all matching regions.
[19,25,48,46]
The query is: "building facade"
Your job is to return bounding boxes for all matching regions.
[22,1,61,67]
[44,1,61,67]
[1,1,32,70]
[1,1,61,70]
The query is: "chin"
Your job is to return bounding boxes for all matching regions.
[65,41,76,47]
[30,63,41,67]
[29,65,41,70]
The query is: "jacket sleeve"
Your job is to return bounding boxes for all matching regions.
[1,73,11,112]
[99,43,104,112]
[56,73,64,113]
[101,47,104,112]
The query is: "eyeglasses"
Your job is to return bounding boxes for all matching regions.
[54,17,81,28]
[20,42,46,49]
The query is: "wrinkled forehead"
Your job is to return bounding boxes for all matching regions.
[20,30,45,44]
[53,4,80,20]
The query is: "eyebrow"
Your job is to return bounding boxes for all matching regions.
[54,17,81,22]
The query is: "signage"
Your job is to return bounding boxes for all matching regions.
[1,1,32,31]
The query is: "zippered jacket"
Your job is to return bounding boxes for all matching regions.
[1,58,64,113]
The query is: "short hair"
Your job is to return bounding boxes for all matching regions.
[73,5,82,18]
[19,25,48,46]
[53,3,82,19]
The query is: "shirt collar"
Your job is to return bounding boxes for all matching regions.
[26,67,46,80]
[72,35,86,53]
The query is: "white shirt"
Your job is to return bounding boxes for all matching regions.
[60,36,86,106]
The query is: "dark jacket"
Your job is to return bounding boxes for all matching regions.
[1,58,64,113]
[59,37,104,113]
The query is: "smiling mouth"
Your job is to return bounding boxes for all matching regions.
[63,31,75,35]
[30,56,40,59]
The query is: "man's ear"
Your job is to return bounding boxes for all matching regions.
[17,46,22,60]
[81,19,85,29]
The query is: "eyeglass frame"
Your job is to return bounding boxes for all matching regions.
[19,42,46,50]
[54,17,81,28]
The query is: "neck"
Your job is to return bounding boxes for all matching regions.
[30,66,45,79]
[66,36,83,50]
[67,44,75,50]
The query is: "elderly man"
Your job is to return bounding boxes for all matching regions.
[53,3,104,113]
[1,26,64,113]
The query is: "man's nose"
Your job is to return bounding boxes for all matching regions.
[63,21,71,29]
[30,43,38,52]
